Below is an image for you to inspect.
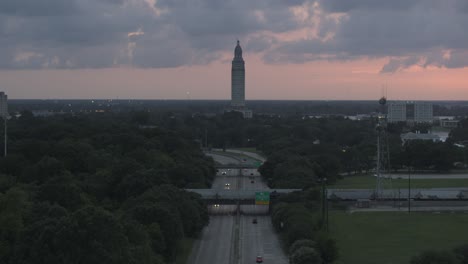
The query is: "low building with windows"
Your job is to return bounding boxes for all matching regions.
[387,101,433,124]
[400,132,440,144]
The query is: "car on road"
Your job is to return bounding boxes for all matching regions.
[252,218,257,224]
[213,204,220,207]
[251,180,255,183]
[256,256,263,263]
[221,171,227,175]
[224,183,230,189]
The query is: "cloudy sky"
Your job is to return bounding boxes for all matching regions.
[1,0,468,100]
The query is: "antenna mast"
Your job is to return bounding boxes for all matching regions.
[376,93,390,199]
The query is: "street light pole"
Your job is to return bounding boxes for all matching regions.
[321,177,327,231]
[326,188,329,232]
[408,166,411,214]
[406,142,411,214]
[3,117,6,157]
[204,128,208,150]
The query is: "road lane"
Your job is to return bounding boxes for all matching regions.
[187,154,240,264]
[240,214,288,264]
[188,150,287,264]
[212,148,267,162]
[206,152,240,165]
[187,215,234,264]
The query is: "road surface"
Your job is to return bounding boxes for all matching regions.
[187,215,235,264]
[206,152,240,165]
[213,148,267,162]
[384,173,468,179]
[187,150,287,264]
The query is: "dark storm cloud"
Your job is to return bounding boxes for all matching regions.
[0,0,306,69]
[245,35,278,53]
[266,0,468,72]
[156,0,302,36]
[2,0,468,71]
[0,0,79,16]
[319,0,422,12]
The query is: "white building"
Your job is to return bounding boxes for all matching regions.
[387,101,433,124]
[387,101,406,123]
[0,92,7,118]
[401,132,440,144]
[413,102,433,123]
[440,119,459,128]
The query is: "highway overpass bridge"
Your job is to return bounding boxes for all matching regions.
[215,164,259,169]
[327,188,468,200]
[186,189,301,205]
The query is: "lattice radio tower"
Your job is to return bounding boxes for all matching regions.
[375,88,392,199]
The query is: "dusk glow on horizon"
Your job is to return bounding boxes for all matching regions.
[1,0,468,100]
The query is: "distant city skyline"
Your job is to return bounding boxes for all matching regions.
[1,0,468,100]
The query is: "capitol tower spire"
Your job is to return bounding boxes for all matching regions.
[226,40,252,118]
[231,40,245,108]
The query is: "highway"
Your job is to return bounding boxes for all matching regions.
[187,151,287,264]
[206,152,240,165]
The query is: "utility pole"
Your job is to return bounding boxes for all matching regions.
[398,188,401,210]
[0,91,8,157]
[204,128,208,150]
[408,166,411,214]
[326,188,329,232]
[321,178,327,230]
[3,117,6,157]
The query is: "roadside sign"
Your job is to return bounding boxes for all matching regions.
[255,191,270,205]
[255,161,262,168]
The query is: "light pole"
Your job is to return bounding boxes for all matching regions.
[405,141,412,214]
[408,165,411,214]
[2,117,6,157]
[325,188,329,232]
[320,177,328,231]
[204,128,208,150]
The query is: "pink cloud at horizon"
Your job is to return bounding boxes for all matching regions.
[1,55,467,100]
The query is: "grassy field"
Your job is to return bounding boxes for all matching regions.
[332,175,468,189]
[330,211,468,264]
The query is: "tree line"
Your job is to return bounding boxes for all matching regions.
[0,111,215,264]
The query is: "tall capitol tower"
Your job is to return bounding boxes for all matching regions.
[229,40,252,118]
[231,40,245,108]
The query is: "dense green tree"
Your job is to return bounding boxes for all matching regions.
[289,239,317,255]
[37,173,85,210]
[410,250,458,264]
[290,247,323,264]
[454,244,468,264]
[54,206,133,264]
[123,220,163,264]
[0,188,28,262]
[316,236,339,264]
[0,112,213,264]
[131,110,151,125]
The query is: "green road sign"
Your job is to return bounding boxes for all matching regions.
[254,161,262,168]
[255,191,270,205]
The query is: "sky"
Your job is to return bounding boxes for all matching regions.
[1,0,468,100]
